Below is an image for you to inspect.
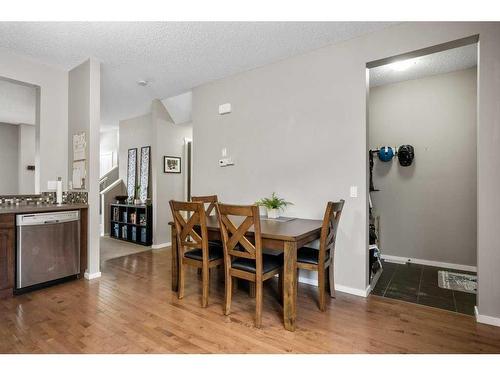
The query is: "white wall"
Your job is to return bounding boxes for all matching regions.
[68,58,101,278]
[192,22,500,321]
[18,123,36,194]
[0,123,19,194]
[369,68,477,267]
[100,128,119,176]
[0,47,68,192]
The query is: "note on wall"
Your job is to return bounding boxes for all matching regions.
[72,160,86,189]
[73,132,87,161]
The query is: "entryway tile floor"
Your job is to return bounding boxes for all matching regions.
[371,260,476,315]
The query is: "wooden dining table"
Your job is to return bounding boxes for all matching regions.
[169,215,324,331]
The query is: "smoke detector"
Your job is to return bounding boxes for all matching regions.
[137,80,149,87]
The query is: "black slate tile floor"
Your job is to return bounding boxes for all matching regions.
[371,260,476,315]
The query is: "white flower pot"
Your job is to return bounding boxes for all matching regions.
[267,208,279,219]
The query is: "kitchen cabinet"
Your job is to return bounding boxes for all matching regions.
[0,214,15,298]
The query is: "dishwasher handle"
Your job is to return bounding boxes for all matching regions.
[43,220,60,224]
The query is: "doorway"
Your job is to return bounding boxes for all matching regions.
[366,37,478,315]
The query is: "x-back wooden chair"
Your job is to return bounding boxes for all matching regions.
[191,195,218,217]
[215,203,283,328]
[169,200,224,307]
[297,200,344,311]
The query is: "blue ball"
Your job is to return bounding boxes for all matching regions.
[378,147,394,162]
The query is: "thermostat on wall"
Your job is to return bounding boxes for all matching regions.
[219,157,234,167]
[219,103,231,115]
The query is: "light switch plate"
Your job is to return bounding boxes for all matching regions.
[219,103,231,115]
[350,186,358,198]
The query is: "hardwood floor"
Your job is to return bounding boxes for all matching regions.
[1,247,499,354]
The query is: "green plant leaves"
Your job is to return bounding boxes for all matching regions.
[255,192,293,210]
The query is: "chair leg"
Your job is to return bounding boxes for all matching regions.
[202,265,209,308]
[178,261,185,299]
[278,271,283,303]
[224,271,232,315]
[249,282,256,298]
[255,280,263,328]
[329,263,336,299]
[296,268,299,292]
[318,267,326,312]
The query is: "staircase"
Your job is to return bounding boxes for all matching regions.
[99,166,125,236]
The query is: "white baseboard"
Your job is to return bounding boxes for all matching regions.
[84,271,102,280]
[298,275,369,297]
[475,306,500,327]
[381,254,477,272]
[152,242,171,249]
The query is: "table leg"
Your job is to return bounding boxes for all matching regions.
[170,224,178,292]
[283,240,297,331]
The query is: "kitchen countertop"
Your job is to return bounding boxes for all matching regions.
[0,203,88,215]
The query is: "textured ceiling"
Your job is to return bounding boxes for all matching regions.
[369,43,477,87]
[0,22,396,128]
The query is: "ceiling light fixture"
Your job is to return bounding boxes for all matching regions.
[390,59,417,72]
[137,80,149,87]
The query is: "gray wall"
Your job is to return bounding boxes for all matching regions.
[118,104,192,246]
[151,99,192,245]
[369,68,477,267]
[192,22,500,319]
[1,46,68,192]
[0,123,19,194]
[17,123,36,194]
[118,113,152,187]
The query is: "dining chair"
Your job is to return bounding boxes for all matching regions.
[215,203,283,328]
[169,200,224,308]
[297,200,344,311]
[191,194,218,217]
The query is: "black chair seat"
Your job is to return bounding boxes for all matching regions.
[208,240,223,247]
[185,245,223,261]
[297,246,329,265]
[232,253,282,274]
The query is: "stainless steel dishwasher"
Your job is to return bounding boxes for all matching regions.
[16,210,80,290]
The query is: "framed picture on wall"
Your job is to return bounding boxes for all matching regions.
[139,146,151,202]
[127,148,138,199]
[164,156,181,173]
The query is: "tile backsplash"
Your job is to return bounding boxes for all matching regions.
[0,191,88,205]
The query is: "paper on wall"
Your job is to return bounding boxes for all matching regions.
[73,132,86,161]
[72,160,86,189]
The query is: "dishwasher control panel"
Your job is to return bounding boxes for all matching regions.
[16,210,80,226]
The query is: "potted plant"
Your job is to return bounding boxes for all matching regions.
[256,192,293,219]
[134,185,142,205]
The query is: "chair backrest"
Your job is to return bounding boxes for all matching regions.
[192,195,218,217]
[169,200,209,259]
[319,200,345,264]
[215,203,263,273]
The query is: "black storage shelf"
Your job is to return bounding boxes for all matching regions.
[110,203,152,246]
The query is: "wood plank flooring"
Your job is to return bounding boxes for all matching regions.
[1,247,500,353]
